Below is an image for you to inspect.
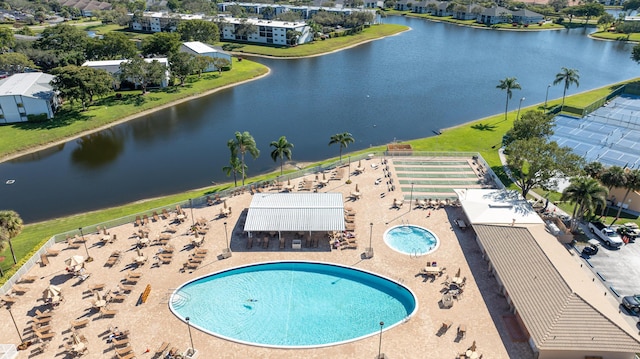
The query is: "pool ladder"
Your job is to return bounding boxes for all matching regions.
[410,248,422,259]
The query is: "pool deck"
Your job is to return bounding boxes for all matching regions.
[0,156,534,359]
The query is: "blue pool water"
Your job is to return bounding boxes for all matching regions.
[169,261,417,348]
[384,225,440,256]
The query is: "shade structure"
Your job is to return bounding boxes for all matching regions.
[244,193,345,233]
[65,255,85,269]
[43,285,61,299]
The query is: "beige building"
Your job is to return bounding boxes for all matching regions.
[458,189,640,359]
[608,187,640,216]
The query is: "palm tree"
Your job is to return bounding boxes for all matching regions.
[599,165,626,217]
[584,161,604,180]
[553,67,580,108]
[222,156,246,187]
[561,176,607,231]
[328,132,355,162]
[0,210,24,265]
[496,77,521,122]
[228,131,260,186]
[614,169,640,223]
[270,136,294,176]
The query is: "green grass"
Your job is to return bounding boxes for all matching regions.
[386,10,563,30]
[590,31,640,42]
[2,70,640,283]
[227,24,408,57]
[0,60,268,159]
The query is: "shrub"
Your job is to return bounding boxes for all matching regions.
[27,113,49,123]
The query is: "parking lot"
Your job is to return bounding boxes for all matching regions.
[578,231,640,323]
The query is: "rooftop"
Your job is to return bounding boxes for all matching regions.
[0,73,55,98]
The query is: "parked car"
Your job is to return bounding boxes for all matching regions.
[582,239,599,256]
[622,295,640,314]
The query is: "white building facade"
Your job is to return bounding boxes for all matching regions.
[220,17,312,45]
[82,58,170,88]
[179,42,233,72]
[0,72,59,124]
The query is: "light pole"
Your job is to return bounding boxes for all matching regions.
[348,156,351,180]
[78,227,91,260]
[544,84,551,109]
[223,221,231,258]
[409,183,414,211]
[377,321,385,359]
[516,97,525,121]
[185,317,195,356]
[7,307,23,343]
[188,198,195,227]
[367,222,374,259]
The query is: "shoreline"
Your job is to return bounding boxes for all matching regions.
[0,68,272,165]
[0,27,410,165]
[231,26,411,60]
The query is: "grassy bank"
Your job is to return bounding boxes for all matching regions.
[385,10,563,30]
[1,74,639,281]
[226,24,408,57]
[590,31,640,42]
[0,60,268,160]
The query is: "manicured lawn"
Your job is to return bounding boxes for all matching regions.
[591,31,640,42]
[385,10,563,30]
[0,60,268,159]
[226,24,408,57]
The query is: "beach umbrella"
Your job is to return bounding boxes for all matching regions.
[315,174,319,181]
[43,285,61,299]
[65,255,85,271]
[455,268,461,278]
[223,199,227,209]
[322,172,326,180]
[470,341,477,352]
[287,178,291,185]
[355,184,359,192]
[358,160,362,167]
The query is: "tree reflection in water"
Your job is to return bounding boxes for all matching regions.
[71,129,124,168]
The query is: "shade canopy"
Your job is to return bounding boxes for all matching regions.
[65,255,85,267]
[43,285,61,299]
[244,193,345,233]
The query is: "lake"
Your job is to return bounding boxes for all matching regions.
[2,16,640,223]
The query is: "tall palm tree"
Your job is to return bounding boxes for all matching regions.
[561,176,607,231]
[270,136,294,176]
[553,67,580,108]
[614,169,640,223]
[228,131,260,186]
[599,165,626,217]
[0,210,23,264]
[222,156,246,187]
[496,77,521,122]
[328,132,355,162]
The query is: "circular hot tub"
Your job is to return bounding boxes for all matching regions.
[384,225,440,256]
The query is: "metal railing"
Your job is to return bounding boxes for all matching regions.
[0,151,501,294]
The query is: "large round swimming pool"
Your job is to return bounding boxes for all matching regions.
[384,225,440,256]
[169,261,417,348]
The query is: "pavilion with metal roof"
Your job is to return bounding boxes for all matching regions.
[243,193,345,237]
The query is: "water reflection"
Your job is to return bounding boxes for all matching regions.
[10,143,65,163]
[71,129,125,169]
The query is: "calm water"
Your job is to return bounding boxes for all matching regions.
[384,225,439,256]
[170,262,416,347]
[3,16,640,222]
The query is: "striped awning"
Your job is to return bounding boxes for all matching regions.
[244,193,345,232]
